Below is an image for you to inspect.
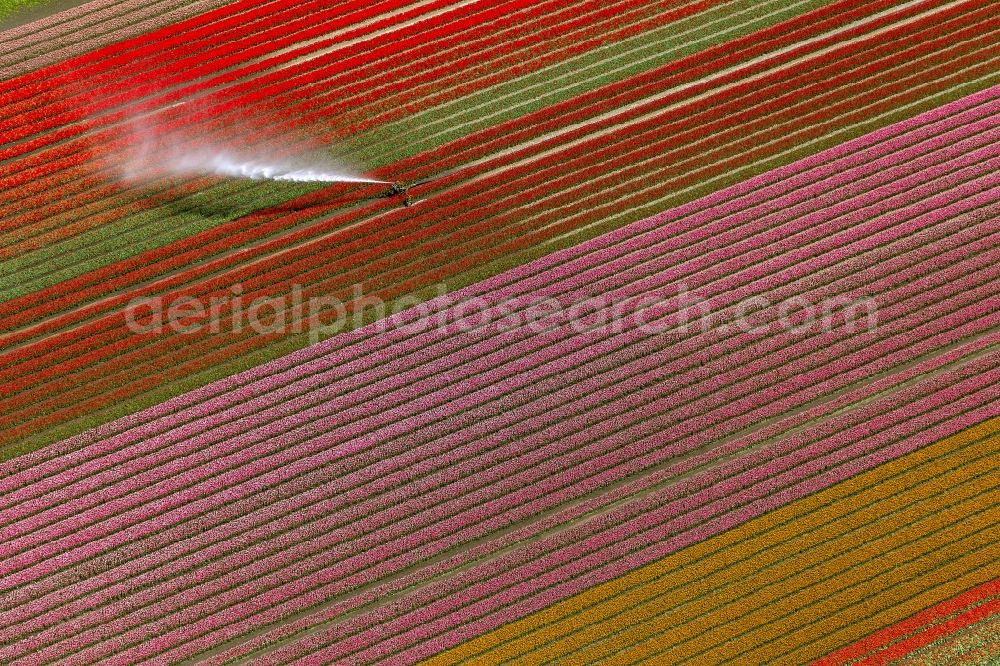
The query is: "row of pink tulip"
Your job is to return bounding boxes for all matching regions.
[266,361,1000,665]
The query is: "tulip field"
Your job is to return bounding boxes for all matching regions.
[2,0,1000,663]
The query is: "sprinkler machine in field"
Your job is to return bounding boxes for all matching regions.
[382,182,413,206]
[380,177,437,207]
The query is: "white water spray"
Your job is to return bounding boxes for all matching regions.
[115,105,383,186]
[169,150,387,184]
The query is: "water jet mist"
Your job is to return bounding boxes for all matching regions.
[169,150,388,184]
[114,104,383,186]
